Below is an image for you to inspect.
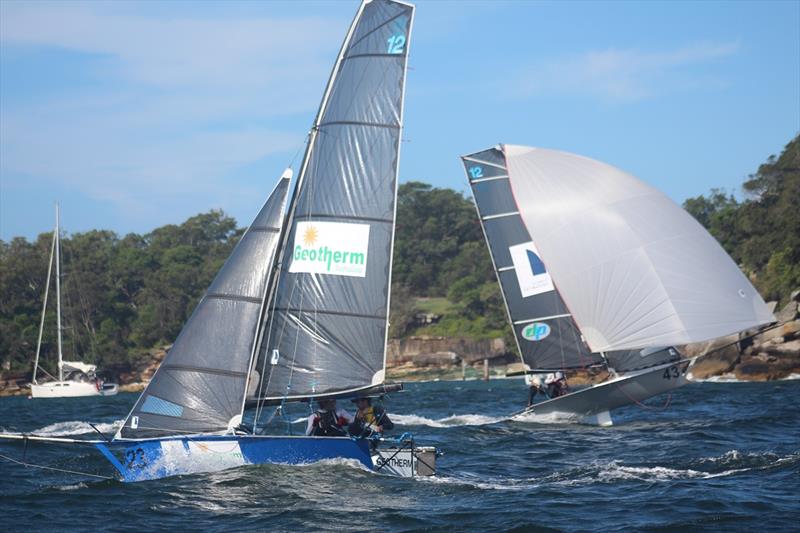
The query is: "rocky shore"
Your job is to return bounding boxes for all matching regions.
[685,292,800,381]
[2,292,798,397]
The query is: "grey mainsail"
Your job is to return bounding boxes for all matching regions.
[253,0,414,401]
[118,176,290,439]
[461,147,603,371]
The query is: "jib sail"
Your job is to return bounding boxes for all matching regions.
[118,176,290,439]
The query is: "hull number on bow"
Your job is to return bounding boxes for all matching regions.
[662,363,688,380]
[125,447,147,469]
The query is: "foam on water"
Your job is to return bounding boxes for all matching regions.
[391,413,502,428]
[781,373,800,381]
[418,474,538,491]
[32,419,123,436]
[54,482,88,491]
[510,410,580,424]
[593,462,739,482]
[420,450,800,493]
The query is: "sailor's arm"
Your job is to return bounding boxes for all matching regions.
[338,408,354,425]
[377,408,394,431]
[305,414,317,436]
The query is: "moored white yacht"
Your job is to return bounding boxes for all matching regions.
[29,204,118,399]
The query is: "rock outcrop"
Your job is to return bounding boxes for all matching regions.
[687,290,800,381]
[387,336,510,367]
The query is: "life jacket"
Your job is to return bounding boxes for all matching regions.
[314,409,346,437]
[360,406,378,426]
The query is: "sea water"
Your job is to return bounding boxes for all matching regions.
[1,379,798,531]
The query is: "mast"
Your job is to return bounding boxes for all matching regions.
[463,147,524,367]
[382,0,415,383]
[32,220,56,384]
[55,203,64,382]
[250,2,368,425]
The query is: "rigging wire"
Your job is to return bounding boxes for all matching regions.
[0,451,117,481]
[617,388,673,411]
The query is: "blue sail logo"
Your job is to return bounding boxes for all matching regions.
[527,249,547,275]
[521,322,551,341]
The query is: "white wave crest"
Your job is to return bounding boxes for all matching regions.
[596,462,727,482]
[33,419,123,436]
[391,413,502,428]
[54,482,88,491]
[781,373,800,381]
[510,410,580,424]
[417,474,538,491]
[295,457,372,472]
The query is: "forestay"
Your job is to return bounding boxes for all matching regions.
[461,147,603,371]
[118,177,290,439]
[254,0,414,401]
[503,145,774,352]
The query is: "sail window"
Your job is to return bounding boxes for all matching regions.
[141,395,184,418]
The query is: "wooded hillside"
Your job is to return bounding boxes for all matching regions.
[2,135,797,377]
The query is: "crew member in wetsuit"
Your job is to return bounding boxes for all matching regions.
[306,399,354,436]
[349,397,394,438]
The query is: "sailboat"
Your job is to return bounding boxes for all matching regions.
[461,144,774,425]
[1,0,436,481]
[29,204,119,399]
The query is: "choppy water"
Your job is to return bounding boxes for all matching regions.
[1,379,798,532]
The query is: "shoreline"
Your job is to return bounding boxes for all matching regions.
[3,368,798,398]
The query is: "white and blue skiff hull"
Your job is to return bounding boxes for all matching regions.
[514,358,696,425]
[96,435,373,482]
[0,433,436,482]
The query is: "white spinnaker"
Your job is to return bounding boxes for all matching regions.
[503,145,774,352]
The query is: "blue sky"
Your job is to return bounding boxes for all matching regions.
[1,0,798,240]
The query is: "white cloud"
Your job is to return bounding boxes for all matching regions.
[513,42,739,102]
[0,1,346,232]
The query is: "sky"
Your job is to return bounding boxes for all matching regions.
[1,0,798,241]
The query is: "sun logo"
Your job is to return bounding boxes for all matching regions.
[303,225,318,246]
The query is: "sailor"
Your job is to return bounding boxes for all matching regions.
[306,399,354,437]
[545,371,569,398]
[349,397,394,438]
[525,373,547,406]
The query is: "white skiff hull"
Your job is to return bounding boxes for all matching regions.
[516,358,695,423]
[30,381,118,398]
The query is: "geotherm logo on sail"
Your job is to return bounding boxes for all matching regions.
[293,244,365,270]
[289,221,370,278]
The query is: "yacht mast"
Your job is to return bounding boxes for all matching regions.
[55,203,63,382]
[32,220,56,384]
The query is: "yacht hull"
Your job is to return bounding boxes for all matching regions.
[513,358,696,424]
[94,435,435,482]
[30,381,119,398]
